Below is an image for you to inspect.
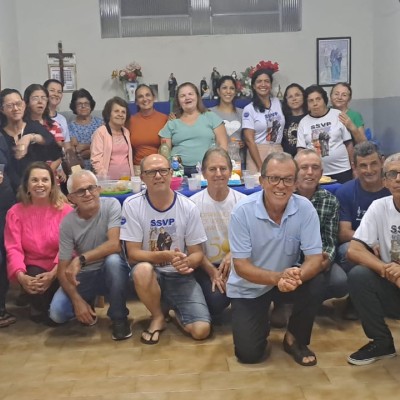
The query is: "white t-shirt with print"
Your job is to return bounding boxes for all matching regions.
[191,188,247,264]
[242,97,285,144]
[120,191,207,273]
[354,196,400,264]
[297,108,352,175]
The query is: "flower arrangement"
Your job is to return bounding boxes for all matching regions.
[237,60,279,97]
[111,62,142,82]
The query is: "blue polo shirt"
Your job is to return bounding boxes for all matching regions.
[227,191,322,298]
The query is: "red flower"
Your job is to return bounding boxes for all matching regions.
[249,60,279,78]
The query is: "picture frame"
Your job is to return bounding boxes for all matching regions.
[317,37,351,86]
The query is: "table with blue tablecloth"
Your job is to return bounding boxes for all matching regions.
[102,181,342,205]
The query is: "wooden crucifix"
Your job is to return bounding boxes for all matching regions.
[48,41,73,86]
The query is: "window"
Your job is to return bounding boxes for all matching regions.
[99,0,302,38]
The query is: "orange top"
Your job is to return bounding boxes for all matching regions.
[128,110,168,165]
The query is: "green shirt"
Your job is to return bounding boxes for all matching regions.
[159,111,223,166]
[347,108,364,128]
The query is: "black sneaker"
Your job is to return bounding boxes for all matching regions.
[347,341,396,365]
[112,319,132,341]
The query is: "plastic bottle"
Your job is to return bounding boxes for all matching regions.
[158,139,170,160]
[228,138,242,177]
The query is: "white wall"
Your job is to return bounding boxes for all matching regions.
[7,0,373,109]
[2,0,400,153]
[0,0,21,90]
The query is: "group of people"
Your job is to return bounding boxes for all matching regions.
[0,69,399,369]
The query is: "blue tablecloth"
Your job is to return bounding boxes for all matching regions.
[102,181,342,205]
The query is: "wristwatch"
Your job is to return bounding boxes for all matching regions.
[79,255,86,268]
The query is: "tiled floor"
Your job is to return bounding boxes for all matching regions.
[1,294,400,400]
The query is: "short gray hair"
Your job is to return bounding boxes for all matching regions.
[294,148,321,163]
[261,152,298,178]
[67,170,98,193]
[383,153,400,173]
[353,141,381,165]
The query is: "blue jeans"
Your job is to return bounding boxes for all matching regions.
[194,267,230,316]
[154,269,211,325]
[323,262,348,300]
[50,254,131,322]
[336,242,356,273]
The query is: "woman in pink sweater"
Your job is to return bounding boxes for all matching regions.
[90,97,134,179]
[5,161,72,323]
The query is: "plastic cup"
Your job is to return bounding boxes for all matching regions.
[188,177,200,191]
[244,175,256,189]
[130,176,142,193]
[191,173,202,185]
[242,170,251,177]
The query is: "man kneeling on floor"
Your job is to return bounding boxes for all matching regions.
[347,153,400,365]
[121,154,211,344]
[49,170,132,340]
[227,152,324,366]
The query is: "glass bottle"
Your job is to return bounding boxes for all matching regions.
[158,138,170,160]
[228,138,242,177]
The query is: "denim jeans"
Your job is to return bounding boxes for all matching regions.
[194,267,230,316]
[49,254,131,322]
[336,242,356,273]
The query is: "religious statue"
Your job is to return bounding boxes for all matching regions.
[211,67,221,98]
[168,73,178,99]
[200,77,210,99]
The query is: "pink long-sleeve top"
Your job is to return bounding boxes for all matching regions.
[90,125,134,178]
[5,202,73,280]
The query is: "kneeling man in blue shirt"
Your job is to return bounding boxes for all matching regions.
[227,152,324,366]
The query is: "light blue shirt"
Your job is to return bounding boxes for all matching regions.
[227,191,322,298]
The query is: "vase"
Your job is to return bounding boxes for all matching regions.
[124,81,138,103]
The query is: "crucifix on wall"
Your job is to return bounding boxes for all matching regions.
[47,41,77,92]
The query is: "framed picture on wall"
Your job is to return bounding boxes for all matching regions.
[317,37,351,86]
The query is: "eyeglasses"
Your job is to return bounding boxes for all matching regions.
[262,175,296,186]
[142,168,171,177]
[70,185,99,197]
[385,170,400,181]
[30,96,48,103]
[2,101,24,111]
[76,102,90,109]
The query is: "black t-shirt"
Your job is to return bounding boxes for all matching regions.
[281,113,306,156]
[1,120,62,184]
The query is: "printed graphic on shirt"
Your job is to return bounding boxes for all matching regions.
[390,225,400,263]
[149,221,176,266]
[200,209,231,263]
[284,122,298,146]
[265,111,281,142]
[310,122,331,157]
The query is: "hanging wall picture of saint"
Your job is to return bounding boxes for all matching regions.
[317,37,351,87]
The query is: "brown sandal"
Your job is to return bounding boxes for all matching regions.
[0,310,17,328]
[283,337,317,366]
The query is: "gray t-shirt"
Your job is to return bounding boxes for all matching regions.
[59,197,121,270]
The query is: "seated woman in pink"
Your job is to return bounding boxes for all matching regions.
[5,161,72,324]
[91,97,134,179]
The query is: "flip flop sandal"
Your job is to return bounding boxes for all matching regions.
[283,338,317,367]
[0,311,17,328]
[140,328,166,345]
